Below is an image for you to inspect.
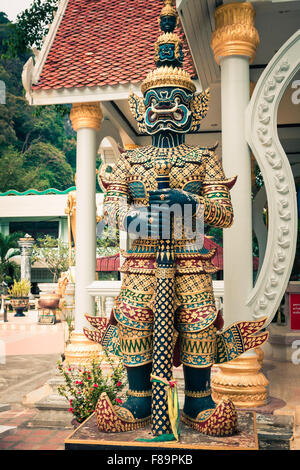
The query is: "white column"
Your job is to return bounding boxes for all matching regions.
[210,2,259,327]
[220,56,253,327]
[74,126,97,331]
[0,222,9,237]
[65,103,103,366]
[18,235,34,284]
[210,3,269,408]
[58,217,69,245]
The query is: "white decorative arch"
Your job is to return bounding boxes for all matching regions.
[252,184,268,275]
[245,29,300,325]
[97,119,122,159]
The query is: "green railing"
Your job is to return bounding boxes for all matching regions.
[0,187,76,196]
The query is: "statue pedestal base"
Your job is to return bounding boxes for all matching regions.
[65,410,258,451]
[211,349,269,408]
[64,410,294,451]
[64,331,101,366]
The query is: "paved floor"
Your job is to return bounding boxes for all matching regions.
[0,311,299,450]
[0,311,70,450]
[0,405,70,450]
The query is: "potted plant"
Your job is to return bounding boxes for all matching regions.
[8,279,31,317]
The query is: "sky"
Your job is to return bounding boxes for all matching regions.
[1,0,35,22]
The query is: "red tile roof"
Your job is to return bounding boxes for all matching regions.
[96,254,120,272]
[33,0,196,91]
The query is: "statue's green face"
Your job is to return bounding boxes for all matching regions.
[160,43,175,61]
[144,86,194,135]
[157,43,183,67]
[160,15,177,33]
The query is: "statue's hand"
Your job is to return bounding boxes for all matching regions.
[149,189,199,214]
[124,206,170,239]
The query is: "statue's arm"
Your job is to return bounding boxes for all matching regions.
[197,152,236,229]
[101,153,132,231]
[101,154,153,234]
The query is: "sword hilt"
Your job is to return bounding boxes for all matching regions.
[154,159,172,190]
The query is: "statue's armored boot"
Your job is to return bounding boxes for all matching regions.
[181,365,237,436]
[96,363,152,433]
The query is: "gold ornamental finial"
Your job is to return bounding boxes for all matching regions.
[160,0,177,18]
[211,2,259,64]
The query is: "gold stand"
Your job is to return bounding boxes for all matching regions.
[64,331,102,366]
[212,349,269,408]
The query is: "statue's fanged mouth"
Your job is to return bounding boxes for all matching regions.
[149,99,184,122]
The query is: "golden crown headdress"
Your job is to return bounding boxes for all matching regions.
[129,0,210,132]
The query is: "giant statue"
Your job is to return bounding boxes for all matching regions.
[84,0,268,440]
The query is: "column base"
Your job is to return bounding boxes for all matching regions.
[64,331,102,367]
[212,349,269,408]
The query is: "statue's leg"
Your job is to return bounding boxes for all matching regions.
[96,321,153,433]
[119,363,152,419]
[180,327,237,436]
[182,365,216,417]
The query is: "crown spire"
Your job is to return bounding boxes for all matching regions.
[159,0,178,33]
[141,0,196,94]
[155,0,183,68]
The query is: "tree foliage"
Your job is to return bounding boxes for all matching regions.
[0,12,9,24]
[32,235,73,282]
[0,8,76,193]
[5,0,59,57]
[23,141,74,190]
[0,232,23,284]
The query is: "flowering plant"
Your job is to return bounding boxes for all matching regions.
[57,355,127,423]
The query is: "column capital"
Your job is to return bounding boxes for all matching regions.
[70,102,103,131]
[18,235,35,254]
[211,2,259,65]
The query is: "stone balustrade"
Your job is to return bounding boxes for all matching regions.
[88,280,224,318]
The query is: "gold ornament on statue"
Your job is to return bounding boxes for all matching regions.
[141,66,196,94]
[160,0,177,18]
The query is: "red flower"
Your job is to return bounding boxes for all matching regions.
[116,398,123,404]
[93,384,98,388]
[117,381,122,387]
[69,407,73,412]
[68,368,71,371]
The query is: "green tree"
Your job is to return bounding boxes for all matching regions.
[0,232,23,284]
[32,235,72,282]
[23,141,74,190]
[0,12,9,24]
[0,10,76,194]
[0,147,25,192]
[5,1,59,57]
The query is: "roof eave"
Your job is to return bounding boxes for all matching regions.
[24,79,202,106]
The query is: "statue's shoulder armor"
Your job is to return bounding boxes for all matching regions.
[195,142,219,158]
[124,147,152,167]
[174,144,217,166]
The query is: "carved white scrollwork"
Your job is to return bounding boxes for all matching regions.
[245,30,300,325]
